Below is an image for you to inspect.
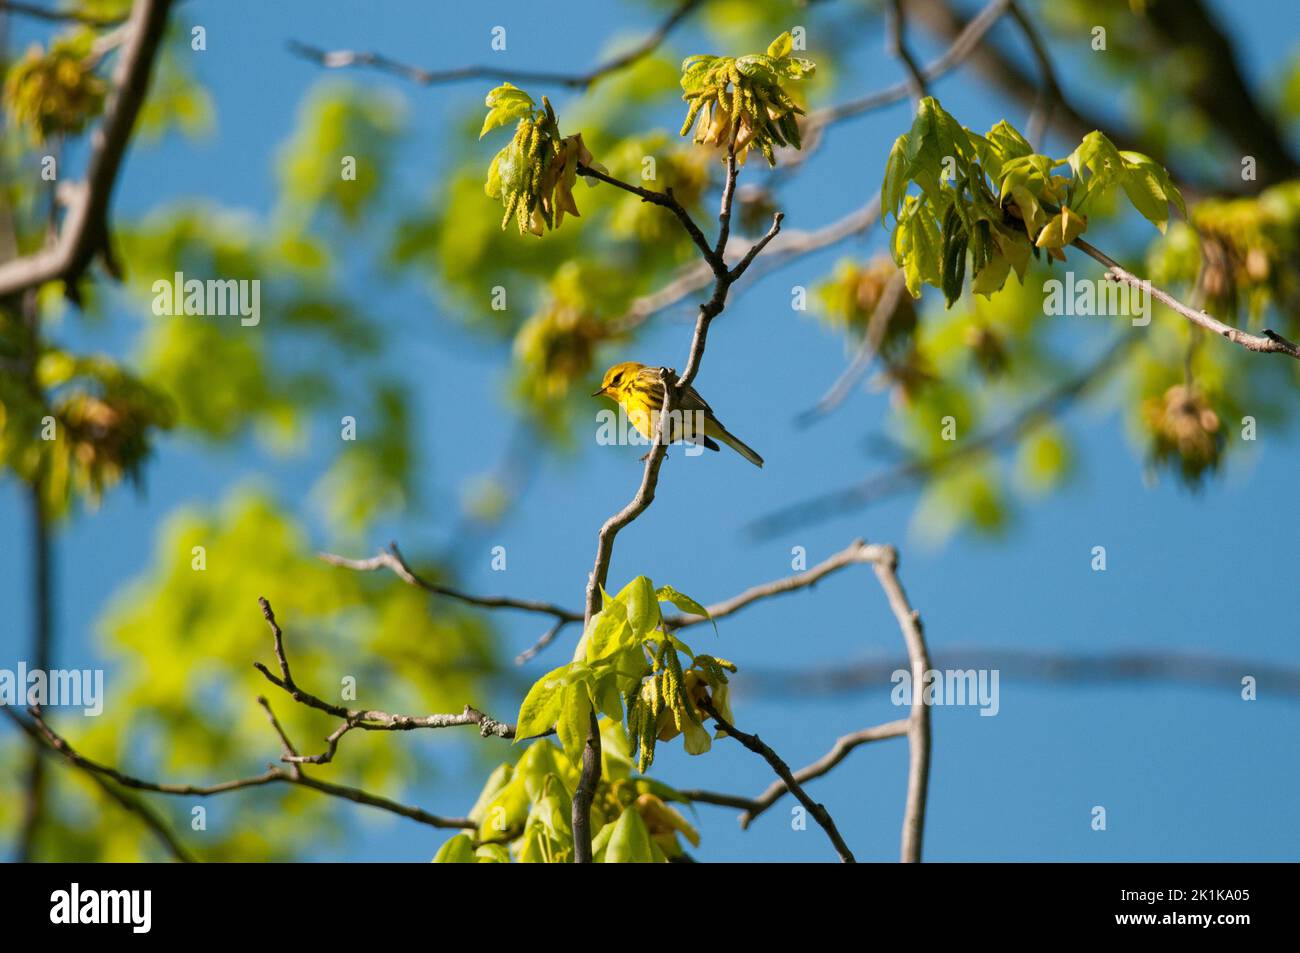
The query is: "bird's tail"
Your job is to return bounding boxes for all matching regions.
[710,421,764,468]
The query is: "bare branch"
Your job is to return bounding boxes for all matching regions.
[741,648,1300,700]
[320,545,582,624]
[749,333,1135,537]
[681,719,909,826]
[0,0,126,26]
[572,140,786,860]
[9,703,476,835]
[3,707,195,862]
[253,597,522,742]
[612,196,871,335]
[516,619,571,665]
[795,270,908,427]
[868,548,931,863]
[698,697,857,863]
[288,0,702,91]
[577,163,719,270]
[739,720,910,828]
[0,0,175,301]
[1071,238,1300,359]
[665,538,893,630]
[1007,0,1061,147]
[803,0,1012,131]
[888,0,929,104]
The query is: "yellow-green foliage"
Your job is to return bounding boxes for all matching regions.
[4,30,106,143]
[678,31,815,166]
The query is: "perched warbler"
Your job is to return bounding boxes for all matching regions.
[592,361,764,468]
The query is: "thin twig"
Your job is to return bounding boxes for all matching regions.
[516,619,571,665]
[1007,0,1060,147]
[577,163,719,270]
[698,698,857,863]
[681,719,909,826]
[3,707,196,862]
[11,702,475,833]
[1071,238,1300,359]
[254,597,519,735]
[0,0,126,26]
[320,545,582,624]
[665,538,893,629]
[795,270,908,427]
[868,547,931,863]
[888,0,929,105]
[749,333,1135,537]
[287,0,702,91]
[803,0,1012,131]
[0,0,174,300]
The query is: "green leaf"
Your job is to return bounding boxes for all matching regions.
[903,98,950,197]
[474,843,511,863]
[1120,152,1185,226]
[1121,169,1169,233]
[970,251,1012,297]
[1035,206,1087,249]
[766,31,794,59]
[881,135,911,222]
[479,82,535,138]
[583,602,632,664]
[432,832,477,863]
[605,805,655,863]
[515,663,569,740]
[1067,130,1123,185]
[591,818,618,860]
[656,584,717,635]
[477,776,529,841]
[468,764,513,824]
[616,576,660,638]
[556,685,593,767]
[595,677,624,723]
[985,120,1033,161]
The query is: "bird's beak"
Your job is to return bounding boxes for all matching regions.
[591,386,606,397]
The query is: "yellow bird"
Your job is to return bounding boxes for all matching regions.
[592,361,764,468]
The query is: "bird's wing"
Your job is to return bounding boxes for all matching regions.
[636,366,715,415]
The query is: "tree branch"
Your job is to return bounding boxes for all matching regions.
[888,0,928,104]
[697,697,857,863]
[571,142,784,860]
[577,163,719,270]
[665,538,893,630]
[749,332,1135,537]
[1071,238,1300,359]
[320,544,582,624]
[794,270,908,427]
[680,719,910,827]
[253,597,522,743]
[6,701,476,842]
[868,547,931,863]
[3,707,195,862]
[287,0,702,91]
[0,0,174,301]
[0,0,126,26]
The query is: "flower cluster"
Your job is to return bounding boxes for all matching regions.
[678,31,815,166]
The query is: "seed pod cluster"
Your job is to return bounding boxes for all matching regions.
[678,33,815,167]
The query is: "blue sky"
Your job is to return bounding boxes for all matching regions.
[1,0,1297,861]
